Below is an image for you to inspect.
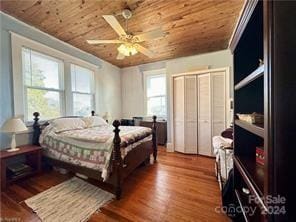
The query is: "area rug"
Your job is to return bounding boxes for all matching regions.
[25,177,114,222]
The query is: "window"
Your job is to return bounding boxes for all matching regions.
[13,33,98,122]
[71,64,94,116]
[22,48,64,120]
[145,73,167,117]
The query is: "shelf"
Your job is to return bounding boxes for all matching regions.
[235,189,264,221]
[7,170,37,183]
[235,65,264,90]
[235,189,250,222]
[234,155,264,195]
[235,120,264,138]
[234,156,267,212]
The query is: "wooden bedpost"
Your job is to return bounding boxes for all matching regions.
[32,112,41,145]
[112,120,122,200]
[152,115,157,162]
[91,110,95,116]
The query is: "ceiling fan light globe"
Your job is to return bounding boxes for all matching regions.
[117,44,138,57]
[117,44,129,56]
[130,47,138,55]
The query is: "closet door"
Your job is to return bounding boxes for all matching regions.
[197,74,212,156]
[173,76,185,152]
[184,75,198,154]
[211,72,226,140]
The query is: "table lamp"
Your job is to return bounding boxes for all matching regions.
[1,118,28,152]
[102,112,112,123]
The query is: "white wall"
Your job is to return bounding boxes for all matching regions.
[120,49,234,143]
[121,66,145,118]
[96,62,122,121]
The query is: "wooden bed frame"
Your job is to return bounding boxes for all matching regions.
[32,111,157,200]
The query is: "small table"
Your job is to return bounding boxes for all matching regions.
[0,145,42,190]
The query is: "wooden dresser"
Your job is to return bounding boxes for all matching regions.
[140,121,167,145]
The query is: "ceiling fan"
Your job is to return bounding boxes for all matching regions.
[86,9,165,60]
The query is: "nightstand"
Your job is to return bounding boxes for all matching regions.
[140,120,167,145]
[0,145,42,190]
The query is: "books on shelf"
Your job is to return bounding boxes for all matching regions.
[236,112,264,124]
[7,163,33,178]
[256,146,264,166]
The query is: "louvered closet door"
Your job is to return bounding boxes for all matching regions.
[211,72,226,143]
[184,75,198,154]
[173,76,185,153]
[197,74,212,156]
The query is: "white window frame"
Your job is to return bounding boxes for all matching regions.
[22,47,65,121]
[11,32,99,123]
[143,69,167,118]
[71,63,95,116]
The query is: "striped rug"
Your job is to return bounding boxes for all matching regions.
[25,177,114,222]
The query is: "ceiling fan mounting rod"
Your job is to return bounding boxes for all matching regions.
[122,8,132,34]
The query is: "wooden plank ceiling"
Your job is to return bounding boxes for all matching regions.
[0,0,244,68]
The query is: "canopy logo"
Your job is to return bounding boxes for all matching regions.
[215,195,286,217]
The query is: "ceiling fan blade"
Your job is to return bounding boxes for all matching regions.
[136,44,155,58]
[135,28,164,42]
[116,52,125,60]
[102,15,126,36]
[87,40,122,44]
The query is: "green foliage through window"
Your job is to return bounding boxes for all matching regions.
[23,48,62,121]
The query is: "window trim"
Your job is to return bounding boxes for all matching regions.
[11,32,99,122]
[143,69,167,118]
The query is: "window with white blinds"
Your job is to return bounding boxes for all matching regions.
[71,64,94,116]
[12,33,98,122]
[145,74,167,117]
[22,48,64,120]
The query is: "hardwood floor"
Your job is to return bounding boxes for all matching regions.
[1,147,230,222]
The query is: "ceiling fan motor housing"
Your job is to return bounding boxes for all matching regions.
[122,9,132,19]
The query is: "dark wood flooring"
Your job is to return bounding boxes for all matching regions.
[1,147,230,222]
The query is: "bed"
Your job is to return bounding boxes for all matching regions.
[32,111,157,199]
[212,128,233,190]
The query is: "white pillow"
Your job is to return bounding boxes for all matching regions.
[82,116,107,128]
[51,118,86,133]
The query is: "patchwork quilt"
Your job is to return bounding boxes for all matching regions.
[40,125,152,181]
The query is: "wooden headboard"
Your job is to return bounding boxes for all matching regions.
[32,110,96,145]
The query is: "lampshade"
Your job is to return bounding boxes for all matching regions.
[102,112,112,121]
[1,118,28,133]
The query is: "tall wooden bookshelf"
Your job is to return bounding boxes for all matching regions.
[230,0,296,221]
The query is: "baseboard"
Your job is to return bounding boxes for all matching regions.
[166,143,174,152]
